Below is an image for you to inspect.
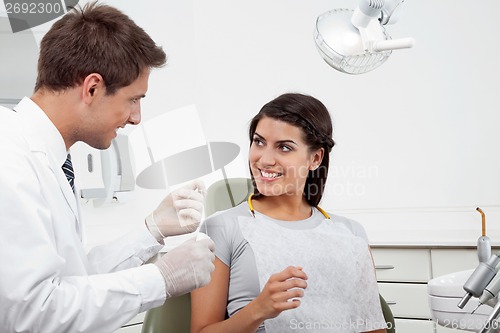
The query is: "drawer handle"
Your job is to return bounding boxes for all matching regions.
[386,301,397,306]
[375,265,395,270]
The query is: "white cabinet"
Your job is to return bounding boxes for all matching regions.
[372,247,434,330]
[378,283,431,319]
[394,318,435,333]
[373,248,431,282]
[431,249,481,277]
[372,246,498,333]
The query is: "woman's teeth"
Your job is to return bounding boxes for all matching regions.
[261,170,282,178]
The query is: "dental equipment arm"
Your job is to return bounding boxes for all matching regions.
[351,0,414,53]
[479,300,500,333]
[465,207,495,315]
[458,252,500,309]
[477,207,492,263]
[472,271,500,314]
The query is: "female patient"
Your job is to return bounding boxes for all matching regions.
[191,93,387,333]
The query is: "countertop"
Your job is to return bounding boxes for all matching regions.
[367,229,500,248]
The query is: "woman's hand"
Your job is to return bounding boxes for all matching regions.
[250,266,308,321]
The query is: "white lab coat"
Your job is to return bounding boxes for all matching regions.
[0,98,166,333]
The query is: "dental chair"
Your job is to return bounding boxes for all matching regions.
[141,177,395,333]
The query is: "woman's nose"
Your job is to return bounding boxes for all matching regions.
[259,147,276,166]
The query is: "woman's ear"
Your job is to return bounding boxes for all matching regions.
[310,148,324,170]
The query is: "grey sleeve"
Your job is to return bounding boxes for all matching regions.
[200,211,233,267]
[348,219,370,243]
[200,206,262,319]
[331,213,370,243]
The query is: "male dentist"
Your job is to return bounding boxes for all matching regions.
[0,3,215,332]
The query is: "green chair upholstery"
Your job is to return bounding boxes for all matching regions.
[141,177,395,332]
[380,294,396,333]
[204,177,253,216]
[141,293,191,333]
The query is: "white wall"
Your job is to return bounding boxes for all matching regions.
[191,0,500,207]
[2,0,500,245]
[187,0,500,242]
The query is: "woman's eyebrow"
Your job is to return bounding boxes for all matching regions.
[254,132,298,146]
[276,139,298,146]
[253,132,265,140]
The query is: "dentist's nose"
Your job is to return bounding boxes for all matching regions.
[128,107,141,125]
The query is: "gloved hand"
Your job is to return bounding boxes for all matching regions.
[146,180,206,240]
[154,235,216,298]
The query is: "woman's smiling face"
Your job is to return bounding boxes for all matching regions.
[249,116,321,198]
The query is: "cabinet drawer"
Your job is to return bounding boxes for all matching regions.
[431,249,480,277]
[378,283,431,319]
[372,248,431,282]
[394,318,434,333]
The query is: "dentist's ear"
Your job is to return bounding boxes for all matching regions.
[82,73,104,102]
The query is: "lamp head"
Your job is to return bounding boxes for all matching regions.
[314,0,413,74]
[314,8,391,74]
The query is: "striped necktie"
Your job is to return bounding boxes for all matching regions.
[62,154,75,192]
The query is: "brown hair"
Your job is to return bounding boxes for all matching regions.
[35,2,166,94]
[248,93,335,207]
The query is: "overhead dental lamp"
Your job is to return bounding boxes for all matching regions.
[314,0,414,74]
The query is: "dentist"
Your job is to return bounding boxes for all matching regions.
[0,3,215,333]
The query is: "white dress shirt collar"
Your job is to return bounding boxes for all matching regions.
[15,97,68,166]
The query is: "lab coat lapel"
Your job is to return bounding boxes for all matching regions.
[51,153,80,221]
[16,97,81,232]
[28,139,80,222]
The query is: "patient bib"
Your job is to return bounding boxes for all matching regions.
[238,211,384,332]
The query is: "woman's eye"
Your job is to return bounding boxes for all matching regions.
[280,145,292,152]
[253,138,263,146]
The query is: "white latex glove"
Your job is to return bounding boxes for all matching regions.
[146,180,206,240]
[154,235,216,298]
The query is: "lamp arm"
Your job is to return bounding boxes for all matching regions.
[380,0,406,25]
[351,0,413,52]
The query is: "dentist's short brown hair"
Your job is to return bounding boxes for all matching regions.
[35,2,166,95]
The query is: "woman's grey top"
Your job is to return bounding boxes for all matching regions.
[201,202,371,332]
